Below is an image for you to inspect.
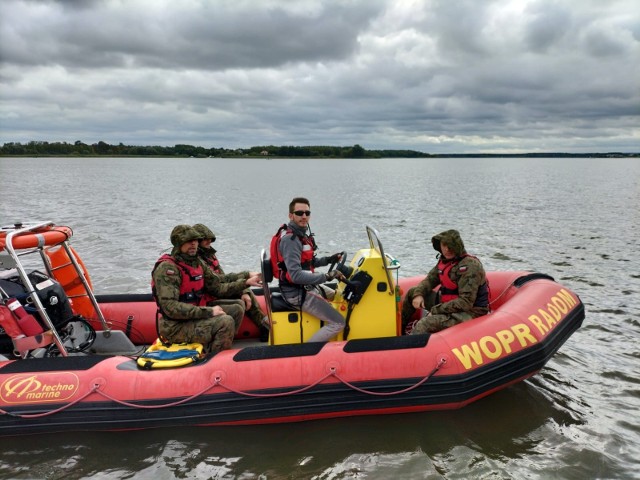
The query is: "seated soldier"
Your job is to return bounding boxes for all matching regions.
[193,223,270,341]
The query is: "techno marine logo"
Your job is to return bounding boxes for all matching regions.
[1,372,79,404]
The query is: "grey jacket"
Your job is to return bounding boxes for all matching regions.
[278,221,330,297]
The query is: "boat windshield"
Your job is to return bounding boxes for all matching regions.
[365,226,399,295]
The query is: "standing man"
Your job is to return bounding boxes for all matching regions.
[192,223,270,340]
[271,197,345,343]
[152,225,261,353]
[402,229,489,335]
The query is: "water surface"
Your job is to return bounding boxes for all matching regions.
[0,156,638,479]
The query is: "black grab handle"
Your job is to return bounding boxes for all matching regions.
[513,272,555,287]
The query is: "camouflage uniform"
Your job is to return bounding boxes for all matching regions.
[153,225,248,353]
[404,229,489,335]
[193,223,268,332]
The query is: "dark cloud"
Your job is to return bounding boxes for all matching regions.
[520,2,571,52]
[0,0,638,153]
[2,1,383,69]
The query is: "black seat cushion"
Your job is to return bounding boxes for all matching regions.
[271,293,296,312]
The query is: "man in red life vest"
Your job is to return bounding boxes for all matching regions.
[403,229,489,334]
[271,197,345,343]
[192,223,270,341]
[152,225,262,353]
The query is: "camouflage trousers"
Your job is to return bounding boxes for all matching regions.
[207,300,246,332]
[159,303,244,354]
[402,286,481,334]
[410,311,474,334]
[209,292,268,329]
[220,291,266,327]
[244,290,267,327]
[401,287,439,333]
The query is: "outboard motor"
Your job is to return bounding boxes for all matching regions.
[0,270,94,356]
[25,270,75,331]
[0,270,74,333]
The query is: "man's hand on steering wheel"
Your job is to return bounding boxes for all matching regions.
[327,251,346,273]
[325,270,346,282]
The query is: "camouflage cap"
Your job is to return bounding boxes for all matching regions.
[431,229,466,256]
[192,223,216,241]
[170,224,202,247]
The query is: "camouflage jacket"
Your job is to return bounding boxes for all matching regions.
[153,251,249,321]
[412,230,488,316]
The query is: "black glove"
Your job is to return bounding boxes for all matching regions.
[327,253,342,264]
[325,270,346,282]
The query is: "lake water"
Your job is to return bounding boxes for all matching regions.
[0,156,638,479]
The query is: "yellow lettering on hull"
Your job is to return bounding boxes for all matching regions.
[529,289,577,335]
[451,288,577,370]
[452,323,537,370]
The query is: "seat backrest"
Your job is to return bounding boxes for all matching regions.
[260,249,274,321]
[261,248,274,283]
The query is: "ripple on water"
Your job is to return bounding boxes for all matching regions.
[589,307,627,315]
[550,260,573,266]
[490,252,520,262]
[601,370,640,385]
[559,275,606,287]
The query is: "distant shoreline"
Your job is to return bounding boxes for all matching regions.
[1,153,637,158]
[1,141,637,158]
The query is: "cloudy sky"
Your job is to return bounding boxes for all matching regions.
[1,0,638,153]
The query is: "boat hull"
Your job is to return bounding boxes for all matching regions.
[0,272,584,436]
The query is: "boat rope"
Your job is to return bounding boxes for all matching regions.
[93,381,219,409]
[331,357,446,396]
[214,357,446,398]
[212,370,336,397]
[0,358,447,418]
[488,281,516,308]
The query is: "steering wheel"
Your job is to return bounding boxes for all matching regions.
[327,251,347,274]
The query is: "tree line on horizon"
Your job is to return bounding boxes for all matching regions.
[0,140,635,158]
[0,141,429,158]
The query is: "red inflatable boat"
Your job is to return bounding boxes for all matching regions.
[0,222,584,436]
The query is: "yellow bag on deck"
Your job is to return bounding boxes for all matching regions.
[137,339,204,369]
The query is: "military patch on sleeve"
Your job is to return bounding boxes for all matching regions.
[459,266,468,272]
[165,269,176,275]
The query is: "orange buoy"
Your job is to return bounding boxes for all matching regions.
[0,225,72,251]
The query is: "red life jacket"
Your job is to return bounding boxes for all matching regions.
[270,224,316,284]
[151,254,207,316]
[198,253,222,304]
[201,251,222,274]
[437,255,489,307]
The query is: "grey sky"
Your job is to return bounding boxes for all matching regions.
[1,0,638,153]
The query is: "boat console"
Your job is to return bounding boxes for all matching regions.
[261,226,401,345]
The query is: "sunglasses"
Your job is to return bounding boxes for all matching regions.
[293,210,311,217]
